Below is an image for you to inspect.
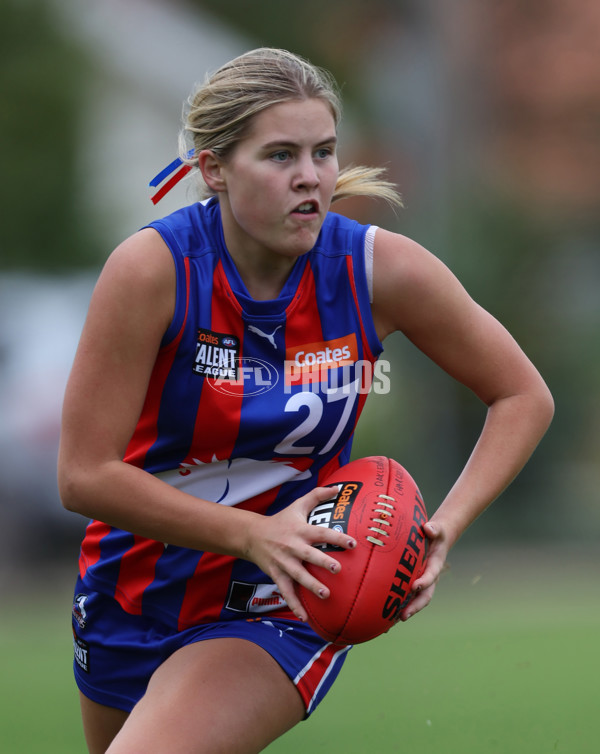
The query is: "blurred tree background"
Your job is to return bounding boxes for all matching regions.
[0,0,98,269]
[192,0,600,545]
[1,0,599,569]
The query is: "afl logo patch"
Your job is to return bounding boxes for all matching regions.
[207,357,279,396]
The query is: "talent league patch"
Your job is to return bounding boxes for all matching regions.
[193,328,240,379]
[73,630,90,673]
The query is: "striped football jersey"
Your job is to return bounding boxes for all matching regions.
[78,198,384,631]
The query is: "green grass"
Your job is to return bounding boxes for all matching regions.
[267,546,600,753]
[2,547,599,753]
[270,612,599,753]
[0,574,86,753]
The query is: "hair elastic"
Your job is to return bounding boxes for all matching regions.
[149,149,195,204]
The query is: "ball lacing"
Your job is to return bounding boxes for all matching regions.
[367,494,396,546]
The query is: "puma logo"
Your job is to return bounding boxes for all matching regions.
[248,324,282,349]
[262,620,295,638]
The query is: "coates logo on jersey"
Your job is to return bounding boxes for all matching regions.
[285,334,358,387]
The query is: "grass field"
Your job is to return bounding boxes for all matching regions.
[1,545,598,753]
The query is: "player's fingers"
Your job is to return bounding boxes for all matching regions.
[296,486,357,551]
[283,557,334,604]
[411,551,445,594]
[399,582,436,622]
[294,485,337,513]
[410,521,446,593]
[273,570,309,622]
[298,541,343,578]
[412,547,442,587]
[305,525,357,554]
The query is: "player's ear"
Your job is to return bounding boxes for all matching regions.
[198,150,227,192]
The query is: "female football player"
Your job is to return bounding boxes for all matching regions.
[58,48,553,753]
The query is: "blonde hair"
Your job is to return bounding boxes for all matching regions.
[179,48,402,208]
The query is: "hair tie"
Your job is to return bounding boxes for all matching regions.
[149,150,195,204]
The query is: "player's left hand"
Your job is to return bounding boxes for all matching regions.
[398,520,449,621]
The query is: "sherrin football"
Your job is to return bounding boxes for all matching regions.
[299,456,428,645]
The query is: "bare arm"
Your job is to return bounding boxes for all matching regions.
[371,228,554,618]
[57,229,354,620]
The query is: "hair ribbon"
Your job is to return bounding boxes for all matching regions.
[149,149,195,204]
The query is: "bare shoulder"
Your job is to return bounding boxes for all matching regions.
[99,227,175,302]
[70,226,177,411]
[371,227,471,341]
[89,227,176,336]
[60,228,176,461]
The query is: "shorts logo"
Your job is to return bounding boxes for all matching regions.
[285,334,358,385]
[307,481,363,551]
[72,629,90,673]
[261,621,295,638]
[193,328,240,380]
[226,581,287,613]
[72,593,89,629]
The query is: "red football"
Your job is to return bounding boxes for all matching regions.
[299,456,428,645]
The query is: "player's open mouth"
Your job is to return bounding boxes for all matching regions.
[292,201,319,216]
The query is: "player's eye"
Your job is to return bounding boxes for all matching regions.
[271,150,291,162]
[315,147,334,159]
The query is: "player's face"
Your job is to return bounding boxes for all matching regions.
[216,98,339,265]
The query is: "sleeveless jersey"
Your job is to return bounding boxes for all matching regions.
[77,198,384,631]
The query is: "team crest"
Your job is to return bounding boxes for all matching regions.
[72,593,89,629]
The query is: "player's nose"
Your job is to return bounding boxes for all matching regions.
[293,153,320,189]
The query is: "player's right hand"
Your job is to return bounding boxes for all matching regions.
[243,486,357,622]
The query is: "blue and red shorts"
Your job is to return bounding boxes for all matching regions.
[71,579,351,717]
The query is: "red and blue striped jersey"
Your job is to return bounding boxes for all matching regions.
[78,198,383,630]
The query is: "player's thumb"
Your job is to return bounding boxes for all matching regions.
[297,485,338,518]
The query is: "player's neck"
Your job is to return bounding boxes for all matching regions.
[234,256,295,300]
[223,237,297,301]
